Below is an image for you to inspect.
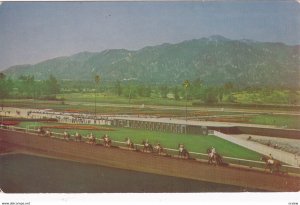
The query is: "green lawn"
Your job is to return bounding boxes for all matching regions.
[59,92,189,107]
[4,95,299,129]
[233,90,300,104]
[249,114,300,129]
[19,121,261,161]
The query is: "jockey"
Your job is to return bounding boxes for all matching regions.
[126,137,131,145]
[90,133,94,140]
[211,147,216,154]
[155,143,161,151]
[145,139,149,147]
[64,130,70,140]
[209,147,216,158]
[268,154,274,164]
[155,143,162,154]
[104,134,109,142]
[179,144,184,153]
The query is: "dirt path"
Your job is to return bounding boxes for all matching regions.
[213,131,300,167]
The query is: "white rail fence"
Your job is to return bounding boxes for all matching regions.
[213,131,300,168]
[1,125,299,172]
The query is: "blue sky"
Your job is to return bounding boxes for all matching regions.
[0,1,299,71]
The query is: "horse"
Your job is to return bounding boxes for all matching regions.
[75,132,82,142]
[178,144,190,159]
[45,130,52,137]
[87,135,96,145]
[261,155,281,173]
[142,140,153,153]
[207,148,223,166]
[125,137,135,149]
[154,143,164,155]
[102,135,112,147]
[37,127,46,136]
[63,131,70,141]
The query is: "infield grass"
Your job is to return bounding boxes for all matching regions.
[19,121,261,161]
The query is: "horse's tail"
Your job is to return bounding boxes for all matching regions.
[186,151,190,159]
[184,149,190,158]
[149,144,153,152]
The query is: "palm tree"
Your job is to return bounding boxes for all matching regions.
[94,75,100,123]
[183,79,190,122]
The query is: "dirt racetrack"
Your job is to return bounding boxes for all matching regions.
[1,128,300,192]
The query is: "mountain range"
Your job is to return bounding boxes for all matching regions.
[3,35,300,88]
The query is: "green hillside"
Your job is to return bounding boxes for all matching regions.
[4,36,300,88]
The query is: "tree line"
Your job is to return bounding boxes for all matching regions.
[0,73,60,100]
[1,73,299,105]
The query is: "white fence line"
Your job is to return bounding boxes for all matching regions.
[1,125,299,170]
[213,130,300,168]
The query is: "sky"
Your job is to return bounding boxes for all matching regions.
[0,1,299,71]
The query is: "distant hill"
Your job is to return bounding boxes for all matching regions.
[3,36,300,88]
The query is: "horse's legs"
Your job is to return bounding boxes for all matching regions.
[179,152,182,158]
[264,165,267,172]
[266,164,272,173]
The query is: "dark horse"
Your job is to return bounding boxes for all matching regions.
[88,135,97,145]
[261,155,281,173]
[75,133,82,142]
[45,130,52,137]
[154,144,164,155]
[125,137,135,149]
[102,135,112,147]
[207,148,224,166]
[37,127,46,136]
[63,131,70,140]
[142,140,153,152]
[178,144,190,159]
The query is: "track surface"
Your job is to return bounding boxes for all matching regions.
[1,129,300,192]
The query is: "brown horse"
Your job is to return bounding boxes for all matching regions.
[87,134,96,145]
[37,127,46,136]
[63,131,70,141]
[102,135,112,147]
[261,155,281,173]
[142,140,153,153]
[154,144,164,155]
[178,144,190,159]
[75,132,82,142]
[45,130,52,137]
[125,137,135,149]
[207,148,224,166]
